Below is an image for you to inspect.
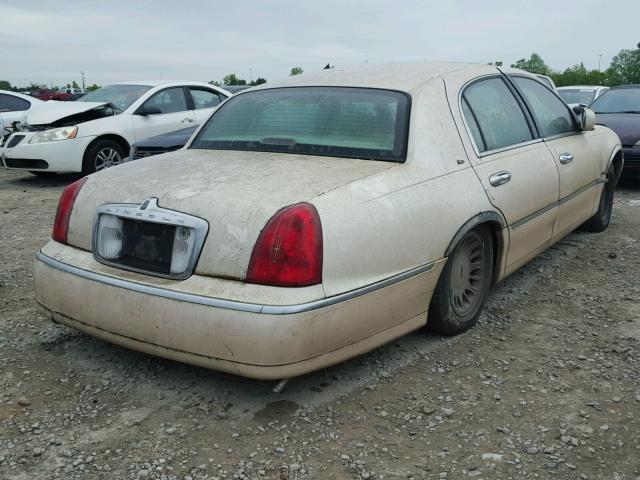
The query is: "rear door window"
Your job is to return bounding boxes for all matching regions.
[512,76,577,138]
[462,77,534,152]
[189,88,222,109]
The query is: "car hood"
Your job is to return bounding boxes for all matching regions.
[69,149,396,280]
[24,101,111,126]
[595,113,640,146]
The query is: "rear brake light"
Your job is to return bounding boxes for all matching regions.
[52,177,87,244]
[246,203,323,287]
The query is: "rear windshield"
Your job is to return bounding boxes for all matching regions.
[190,87,410,162]
[558,89,596,105]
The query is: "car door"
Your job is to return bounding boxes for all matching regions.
[448,75,560,274]
[131,87,195,142]
[188,87,225,125]
[509,76,601,241]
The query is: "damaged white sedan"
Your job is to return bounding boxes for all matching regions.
[2,81,229,174]
[34,63,622,380]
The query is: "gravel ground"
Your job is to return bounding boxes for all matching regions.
[0,167,639,480]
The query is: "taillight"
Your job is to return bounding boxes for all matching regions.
[246,203,323,287]
[52,177,87,244]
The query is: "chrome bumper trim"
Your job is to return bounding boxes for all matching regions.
[36,251,435,315]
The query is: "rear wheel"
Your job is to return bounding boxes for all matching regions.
[428,226,493,335]
[582,165,616,233]
[82,139,125,175]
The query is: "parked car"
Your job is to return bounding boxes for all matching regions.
[30,89,73,101]
[0,90,44,144]
[590,84,640,178]
[2,81,230,174]
[224,85,251,94]
[34,63,622,380]
[127,125,197,161]
[557,85,609,107]
[535,74,557,90]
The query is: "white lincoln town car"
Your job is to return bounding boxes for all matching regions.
[2,81,229,175]
[34,63,622,380]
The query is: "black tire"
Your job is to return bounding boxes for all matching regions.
[82,139,126,175]
[581,165,616,233]
[29,171,55,177]
[428,226,494,336]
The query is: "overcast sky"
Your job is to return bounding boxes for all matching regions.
[2,0,637,88]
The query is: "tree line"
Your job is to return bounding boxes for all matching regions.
[508,43,640,87]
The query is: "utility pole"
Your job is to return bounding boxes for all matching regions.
[250,68,253,83]
[81,71,85,91]
[598,54,602,73]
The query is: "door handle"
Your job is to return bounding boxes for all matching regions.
[182,117,194,123]
[489,171,511,187]
[559,153,574,164]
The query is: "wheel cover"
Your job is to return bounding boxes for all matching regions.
[449,232,485,317]
[95,147,122,171]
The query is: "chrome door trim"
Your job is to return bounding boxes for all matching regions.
[36,251,436,316]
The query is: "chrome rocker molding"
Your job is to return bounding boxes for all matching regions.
[36,251,436,316]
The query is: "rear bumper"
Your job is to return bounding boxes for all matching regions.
[34,246,444,379]
[2,134,95,172]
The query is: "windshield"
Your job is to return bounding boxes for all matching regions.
[558,88,596,105]
[190,87,410,162]
[590,88,640,114]
[79,84,151,113]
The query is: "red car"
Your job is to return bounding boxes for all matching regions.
[30,89,73,101]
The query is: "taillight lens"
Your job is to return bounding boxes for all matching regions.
[246,203,323,287]
[52,177,87,244]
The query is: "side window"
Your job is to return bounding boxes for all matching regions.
[461,97,485,151]
[0,94,30,112]
[144,87,188,114]
[189,88,222,109]
[512,76,577,138]
[462,77,533,152]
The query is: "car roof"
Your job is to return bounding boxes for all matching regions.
[251,62,504,93]
[109,80,219,88]
[0,89,43,102]
[611,84,640,89]
[557,85,608,90]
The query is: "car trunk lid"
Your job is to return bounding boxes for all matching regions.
[68,148,395,280]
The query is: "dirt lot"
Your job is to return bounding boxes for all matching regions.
[0,167,639,480]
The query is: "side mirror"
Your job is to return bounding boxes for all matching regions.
[136,105,162,116]
[579,107,596,131]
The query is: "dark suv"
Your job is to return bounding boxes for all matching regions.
[591,85,640,178]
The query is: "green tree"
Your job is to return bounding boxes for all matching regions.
[86,84,100,92]
[606,45,640,85]
[209,80,222,87]
[249,77,267,86]
[0,80,12,90]
[72,81,80,89]
[290,67,304,76]
[222,73,247,86]
[550,62,608,87]
[511,53,550,75]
